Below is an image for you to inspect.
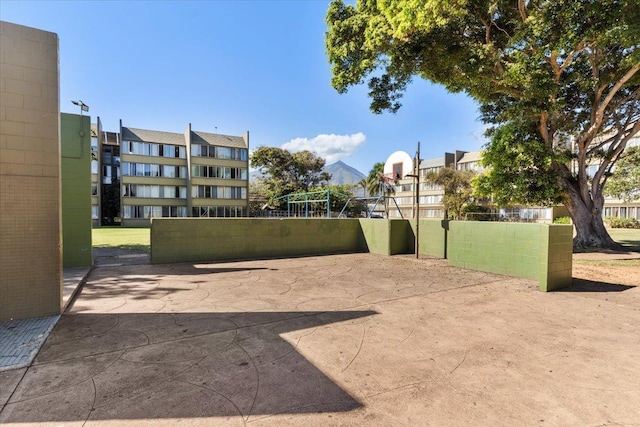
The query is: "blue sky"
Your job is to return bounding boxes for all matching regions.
[2,0,487,174]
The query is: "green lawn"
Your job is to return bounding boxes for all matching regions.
[92,227,150,252]
[574,228,640,268]
[90,225,639,259]
[608,228,640,251]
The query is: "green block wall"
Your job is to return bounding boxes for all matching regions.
[151,218,367,263]
[539,224,574,291]
[357,219,412,255]
[151,218,572,292]
[61,113,93,267]
[447,222,572,291]
[410,219,447,258]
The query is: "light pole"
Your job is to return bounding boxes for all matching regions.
[405,141,421,259]
[71,100,89,137]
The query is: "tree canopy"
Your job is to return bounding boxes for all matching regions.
[424,167,475,220]
[250,146,331,207]
[326,0,640,249]
[604,145,640,202]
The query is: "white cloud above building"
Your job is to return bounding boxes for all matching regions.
[281,132,366,164]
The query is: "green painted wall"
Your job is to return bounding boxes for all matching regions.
[447,222,572,291]
[61,113,93,267]
[356,219,413,255]
[539,224,574,291]
[358,219,391,255]
[410,219,447,258]
[390,219,412,255]
[151,218,367,264]
[151,218,572,291]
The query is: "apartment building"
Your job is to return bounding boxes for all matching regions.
[384,136,640,222]
[385,150,471,220]
[91,120,249,227]
[386,148,564,222]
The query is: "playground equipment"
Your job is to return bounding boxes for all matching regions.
[338,195,404,219]
[275,189,348,218]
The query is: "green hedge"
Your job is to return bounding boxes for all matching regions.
[606,217,640,229]
[553,216,571,224]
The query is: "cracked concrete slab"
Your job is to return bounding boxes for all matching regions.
[1,253,638,426]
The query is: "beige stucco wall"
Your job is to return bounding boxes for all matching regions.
[0,21,62,321]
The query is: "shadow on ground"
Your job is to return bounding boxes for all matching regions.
[561,278,636,293]
[1,310,376,423]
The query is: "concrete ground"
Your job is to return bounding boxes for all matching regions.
[1,253,639,426]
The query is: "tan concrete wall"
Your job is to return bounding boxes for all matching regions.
[0,21,62,321]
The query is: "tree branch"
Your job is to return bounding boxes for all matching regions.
[518,0,527,21]
[578,61,640,148]
[539,113,550,146]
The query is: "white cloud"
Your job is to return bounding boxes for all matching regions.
[281,132,366,164]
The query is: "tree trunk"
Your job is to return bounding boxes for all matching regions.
[564,181,622,252]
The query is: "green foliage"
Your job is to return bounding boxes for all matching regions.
[474,121,565,206]
[604,146,640,202]
[424,167,475,220]
[461,203,493,221]
[606,217,640,229]
[326,0,640,249]
[357,178,368,197]
[250,147,331,208]
[553,216,572,224]
[365,162,385,196]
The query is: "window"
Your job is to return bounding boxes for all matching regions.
[102,166,112,184]
[191,166,248,180]
[123,205,186,219]
[162,165,175,178]
[392,163,403,181]
[191,145,247,161]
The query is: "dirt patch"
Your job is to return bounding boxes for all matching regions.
[573,251,640,289]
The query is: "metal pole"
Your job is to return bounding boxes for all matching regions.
[415,141,420,259]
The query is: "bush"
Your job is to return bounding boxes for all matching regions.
[553,216,571,224]
[462,204,494,221]
[606,217,640,229]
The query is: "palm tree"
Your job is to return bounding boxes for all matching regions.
[357,178,368,197]
[365,162,398,217]
[366,162,385,196]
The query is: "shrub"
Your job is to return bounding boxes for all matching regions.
[606,217,640,229]
[462,204,494,221]
[553,216,571,224]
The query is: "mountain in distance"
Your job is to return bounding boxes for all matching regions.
[250,160,366,188]
[324,160,365,186]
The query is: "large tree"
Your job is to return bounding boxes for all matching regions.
[326,0,640,250]
[250,146,331,208]
[424,167,475,220]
